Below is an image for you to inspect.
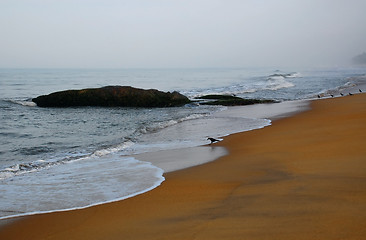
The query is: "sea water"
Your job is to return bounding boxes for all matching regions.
[0,67,365,219]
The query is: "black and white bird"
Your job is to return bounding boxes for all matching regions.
[340,93,344,96]
[207,137,219,144]
[359,89,362,93]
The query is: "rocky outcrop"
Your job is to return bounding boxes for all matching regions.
[32,86,191,108]
[195,94,277,106]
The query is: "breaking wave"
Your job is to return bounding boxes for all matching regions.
[0,140,136,180]
[5,99,37,107]
[265,72,299,90]
[139,113,209,133]
[183,71,300,98]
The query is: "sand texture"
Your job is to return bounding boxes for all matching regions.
[1,94,366,240]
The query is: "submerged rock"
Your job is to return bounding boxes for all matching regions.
[195,94,277,106]
[32,86,191,108]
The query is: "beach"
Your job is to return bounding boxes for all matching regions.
[1,93,366,239]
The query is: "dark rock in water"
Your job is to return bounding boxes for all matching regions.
[32,86,191,108]
[195,94,277,106]
[201,98,277,106]
[195,94,243,100]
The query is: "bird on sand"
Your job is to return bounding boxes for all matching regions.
[317,95,321,98]
[340,93,344,96]
[207,137,219,144]
[359,89,362,93]
[330,94,334,97]
[349,93,353,96]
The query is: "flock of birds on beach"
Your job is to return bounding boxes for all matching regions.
[208,89,364,144]
[318,89,363,99]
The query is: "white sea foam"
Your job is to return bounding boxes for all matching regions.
[286,72,302,78]
[265,72,299,90]
[0,141,137,181]
[8,99,36,107]
[186,72,301,98]
[0,155,165,220]
[266,77,295,90]
[92,141,135,157]
[140,113,209,134]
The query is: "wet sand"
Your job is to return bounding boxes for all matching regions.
[135,145,227,173]
[1,94,366,239]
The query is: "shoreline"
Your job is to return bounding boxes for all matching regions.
[1,94,366,239]
[137,98,311,174]
[0,99,307,221]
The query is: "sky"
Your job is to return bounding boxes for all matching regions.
[1,0,366,68]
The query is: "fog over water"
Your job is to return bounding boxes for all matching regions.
[1,0,366,68]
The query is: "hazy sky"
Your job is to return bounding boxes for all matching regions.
[1,0,366,68]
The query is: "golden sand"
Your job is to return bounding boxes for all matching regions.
[1,94,365,240]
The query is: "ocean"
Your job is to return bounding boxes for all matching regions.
[0,67,365,219]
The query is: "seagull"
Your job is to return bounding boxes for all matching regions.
[317,95,321,98]
[349,93,353,96]
[340,93,344,96]
[207,137,219,144]
[330,94,334,97]
[359,89,362,93]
